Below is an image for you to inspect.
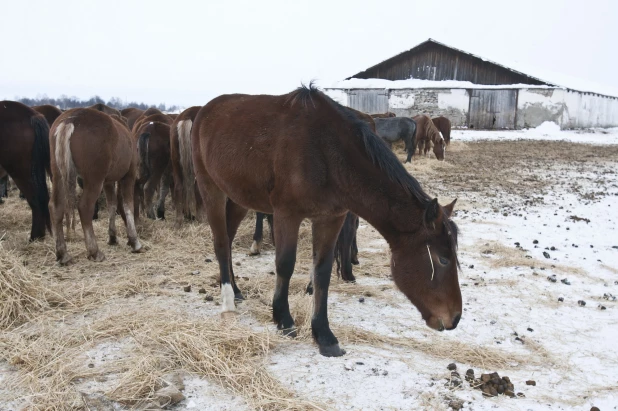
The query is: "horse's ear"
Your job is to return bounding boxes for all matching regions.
[443,198,457,218]
[425,198,440,224]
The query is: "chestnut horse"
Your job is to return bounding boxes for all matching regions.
[33,105,62,127]
[121,108,145,130]
[432,116,451,145]
[170,106,203,227]
[414,114,446,160]
[133,114,172,219]
[192,84,461,357]
[49,108,144,264]
[0,101,51,240]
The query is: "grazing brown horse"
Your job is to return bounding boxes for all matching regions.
[33,105,62,127]
[121,108,145,130]
[192,84,461,357]
[414,114,446,160]
[133,114,172,219]
[432,116,451,145]
[0,101,51,240]
[371,112,396,118]
[88,103,122,117]
[49,108,144,264]
[170,106,203,227]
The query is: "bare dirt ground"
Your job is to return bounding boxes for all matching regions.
[1,138,617,410]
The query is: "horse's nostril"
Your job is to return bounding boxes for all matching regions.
[451,314,461,329]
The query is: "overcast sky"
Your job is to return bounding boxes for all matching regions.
[1,0,617,108]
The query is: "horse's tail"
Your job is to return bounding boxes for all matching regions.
[30,114,52,234]
[137,131,151,184]
[54,121,77,231]
[335,212,358,282]
[177,119,196,216]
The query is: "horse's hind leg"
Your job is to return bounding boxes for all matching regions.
[78,180,105,262]
[311,214,347,357]
[156,165,172,220]
[272,212,303,337]
[103,182,118,245]
[250,212,265,255]
[48,174,72,264]
[225,200,248,300]
[119,176,144,253]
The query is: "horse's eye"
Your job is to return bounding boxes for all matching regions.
[439,256,449,265]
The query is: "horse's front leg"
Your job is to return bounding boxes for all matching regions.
[272,213,303,337]
[311,214,347,357]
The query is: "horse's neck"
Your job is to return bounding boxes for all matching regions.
[339,150,425,239]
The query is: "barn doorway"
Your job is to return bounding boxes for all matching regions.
[348,90,389,114]
[468,89,517,129]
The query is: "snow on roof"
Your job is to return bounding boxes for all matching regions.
[328,78,557,90]
[341,38,618,98]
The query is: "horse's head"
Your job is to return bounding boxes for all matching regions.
[390,198,461,331]
[433,135,446,161]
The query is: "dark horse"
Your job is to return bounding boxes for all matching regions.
[0,101,51,240]
[192,84,462,357]
[50,108,144,264]
[374,117,417,163]
[133,113,173,219]
[432,116,451,145]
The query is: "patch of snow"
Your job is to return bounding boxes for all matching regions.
[453,127,618,145]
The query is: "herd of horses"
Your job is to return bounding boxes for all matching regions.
[0,85,460,357]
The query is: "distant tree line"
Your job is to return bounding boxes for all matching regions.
[15,95,181,112]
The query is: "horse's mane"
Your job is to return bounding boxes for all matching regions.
[288,83,459,261]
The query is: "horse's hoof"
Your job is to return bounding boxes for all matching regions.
[88,251,106,262]
[57,254,74,266]
[220,311,238,322]
[108,236,117,245]
[319,344,346,357]
[249,241,260,255]
[342,276,356,283]
[234,292,245,301]
[351,259,359,265]
[156,209,165,220]
[131,245,147,253]
[279,326,297,338]
[305,283,314,295]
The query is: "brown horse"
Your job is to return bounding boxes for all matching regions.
[132,111,169,134]
[170,106,203,227]
[0,101,51,240]
[49,108,144,264]
[414,114,446,160]
[121,108,144,130]
[192,84,461,357]
[133,114,172,219]
[432,116,451,145]
[371,112,396,118]
[88,103,122,117]
[33,105,62,127]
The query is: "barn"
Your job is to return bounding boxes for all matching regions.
[325,39,618,130]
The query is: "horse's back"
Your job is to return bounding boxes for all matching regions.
[193,91,348,213]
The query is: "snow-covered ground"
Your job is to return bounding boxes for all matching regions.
[454,122,618,145]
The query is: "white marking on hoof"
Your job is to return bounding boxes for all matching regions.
[221,283,236,312]
[250,240,260,255]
